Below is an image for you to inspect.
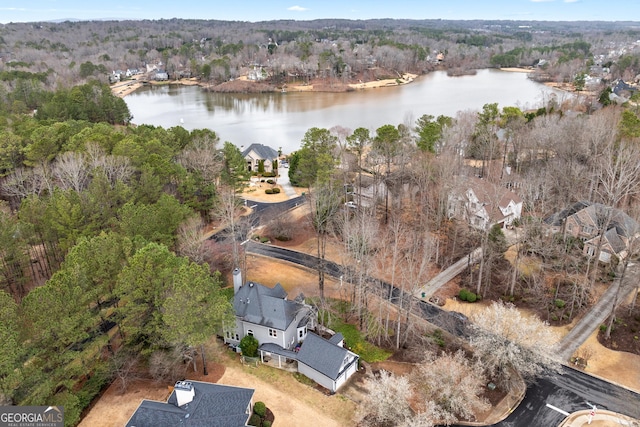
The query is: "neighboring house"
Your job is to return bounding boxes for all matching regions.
[242,143,279,173]
[155,70,169,81]
[547,201,639,263]
[125,380,254,427]
[226,269,359,392]
[447,176,523,230]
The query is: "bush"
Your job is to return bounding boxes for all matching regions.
[254,401,266,417]
[554,299,566,309]
[239,335,259,357]
[263,421,272,427]
[265,189,274,194]
[248,413,261,426]
[266,179,275,184]
[459,288,477,302]
[599,324,607,332]
[272,187,280,193]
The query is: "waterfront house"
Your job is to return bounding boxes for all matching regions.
[242,143,279,173]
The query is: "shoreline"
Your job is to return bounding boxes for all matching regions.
[112,68,581,100]
[111,73,419,98]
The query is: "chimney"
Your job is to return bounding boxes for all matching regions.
[233,268,242,294]
[174,381,195,407]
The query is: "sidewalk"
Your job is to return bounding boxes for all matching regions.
[559,409,639,426]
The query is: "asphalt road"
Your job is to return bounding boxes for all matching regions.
[246,241,640,427]
[209,196,305,241]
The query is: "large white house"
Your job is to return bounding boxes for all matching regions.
[448,175,523,230]
[224,269,359,393]
[224,269,315,350]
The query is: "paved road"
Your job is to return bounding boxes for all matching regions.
[246,242,640,427]
[208,196,305,241]
[556,263,640,360]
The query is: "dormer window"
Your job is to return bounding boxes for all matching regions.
[269,328,277,337]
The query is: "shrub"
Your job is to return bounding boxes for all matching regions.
[431,329,445,347]
[266,179,275,184]
[254,401,266,417]
[263,421,272,427]
[265,189,274,194]
[259,237,270,243]
[272,187,280,193]
[239,335,259,357]
[599,324,607,332]
[459,289,469,301]
[466,292,477,303]
[248,413,261,426]
[554,299,566,309]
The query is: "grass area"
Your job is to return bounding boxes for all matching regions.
[328,318,392,363]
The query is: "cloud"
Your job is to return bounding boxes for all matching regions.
[287,5,309,12]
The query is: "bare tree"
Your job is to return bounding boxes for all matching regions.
[308,180,342,303]
[414,350,489,425]
[110,348,141,394]
[177,134,222,183]
[212,185,245,269]
[176,216,207,264]
[470,301,560,389]
[588,137,640,289]
[52,151,89,193]
[357,370,413,427]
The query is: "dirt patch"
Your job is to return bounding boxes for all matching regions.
[80,340,356,427]
[596,304,640,355]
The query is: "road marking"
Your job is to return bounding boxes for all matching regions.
[546,403,570,416]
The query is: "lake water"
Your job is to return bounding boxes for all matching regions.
[125,69,570,153]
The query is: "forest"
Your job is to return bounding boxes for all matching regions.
[0,17,640,427]
[1,18,640,97]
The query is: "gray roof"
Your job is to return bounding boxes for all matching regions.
[242,143,279,161]
[296,332,358,381]
[126,381,254,427]
[234,282,305,331]
[328,333,344,346]
[259,343,299,359]
[544,200,592,226]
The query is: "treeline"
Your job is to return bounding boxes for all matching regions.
[1,18,639,91]
[0,79,131,123]
[0,84,248,425]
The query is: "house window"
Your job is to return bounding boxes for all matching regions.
[582,225,594,235]
[235,334,239,341]
[586,246,595,256]
[299,330,304,339]
[247,330,254,337]
[269,328,277,338]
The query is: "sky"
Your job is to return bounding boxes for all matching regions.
[1,0,639,24]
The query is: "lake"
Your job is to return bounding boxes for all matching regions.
[125,69,570,153]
